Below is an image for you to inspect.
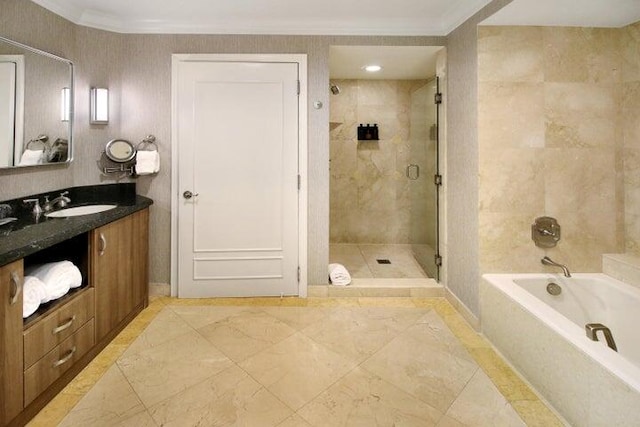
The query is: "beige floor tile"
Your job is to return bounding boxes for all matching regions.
[59,365,145,427]
[277,414,314,426]
[358,244,427,278]
[435,415,467,427]
[413,311,476,363]
[121,307,194,357]
[445,370,526,427]
[260,306,331,330]
[356,296,417,307]
[169,305,255,329]
[117,330,233,407]
[197,309,297,362]
[27,392,83,427]
[298,367,443,427]
[148,365,291,427]
[329,244,373,278]
[115,410,157,426]
[361,322,478,412]
[240,332,358,410]
[302,307,427,362]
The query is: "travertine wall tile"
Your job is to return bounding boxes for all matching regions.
[478,26,543,83]
[478,25,626,274]
[330,79,429,244]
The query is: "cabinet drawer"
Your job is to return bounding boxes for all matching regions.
[23,288,95,368]
[24,319,95,406]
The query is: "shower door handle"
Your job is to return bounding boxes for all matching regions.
[406,164,420,180]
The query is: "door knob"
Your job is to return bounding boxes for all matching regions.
[183,191,198,199]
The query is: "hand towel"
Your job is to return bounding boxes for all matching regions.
[23,276,47,318]
[135,151,160,175]
[328,263,351,286]
[25,261,82,303]
[19,149,44,166]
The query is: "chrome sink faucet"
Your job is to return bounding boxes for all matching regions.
[44,191,71,211]
[541,256,571,278]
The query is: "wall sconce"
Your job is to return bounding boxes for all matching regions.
[60,87,71,122]
[90,87,109,124]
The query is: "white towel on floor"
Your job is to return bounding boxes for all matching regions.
[23,276,47,318]
[19,149,45,166]
[25,261,82,303]
[135,150,160,175]
[328,263,351,286]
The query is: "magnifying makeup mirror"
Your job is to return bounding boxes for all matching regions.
[104,139,135,163]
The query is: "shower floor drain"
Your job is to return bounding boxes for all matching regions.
[376,259,391,264]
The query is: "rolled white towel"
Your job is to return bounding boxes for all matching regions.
[328,263,351,286]
[135,150,160,175]
[23,276,47,318]
[25,261,82,303]
[19,149,45,166]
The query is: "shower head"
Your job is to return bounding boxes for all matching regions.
[330,84,340,95]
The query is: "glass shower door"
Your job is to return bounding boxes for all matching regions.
[408,77,440,280]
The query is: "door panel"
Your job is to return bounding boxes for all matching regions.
[177,60,299,297]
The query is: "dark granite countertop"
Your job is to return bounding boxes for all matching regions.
[0,183,153,266]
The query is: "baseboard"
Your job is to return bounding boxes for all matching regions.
[445,288,480,331]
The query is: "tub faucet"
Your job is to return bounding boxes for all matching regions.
[541,256,571,278]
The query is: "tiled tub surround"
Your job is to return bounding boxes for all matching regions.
[477,25,640,274]
[329,79,430,244]
[28,297,563,427]
[0,183,152,265]
[481,274,640,426]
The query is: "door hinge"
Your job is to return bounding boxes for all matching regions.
[434,174,443,186]
[434,92,443,105]
[297,266,301,282]
[297,174,301,190]
[297,80,300,95]
[434,255,443,267]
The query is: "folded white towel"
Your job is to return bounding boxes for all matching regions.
[19,149,45,166]
[328,263,351,286]
[23,276,47,318]
[135,150,160,175]
[25,261,82,303]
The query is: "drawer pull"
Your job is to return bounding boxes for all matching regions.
[52,315,76,335]
[98,232,107,256]
[52,346,76,368]
[9,270,22,305]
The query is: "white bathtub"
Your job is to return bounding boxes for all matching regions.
[481,273,640,427]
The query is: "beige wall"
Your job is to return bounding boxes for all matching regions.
[329,79,427,244]
[623,21,640,254]
[0,0,446,286]
[478,25,627,274]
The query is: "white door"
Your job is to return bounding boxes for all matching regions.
[176,59,301,297]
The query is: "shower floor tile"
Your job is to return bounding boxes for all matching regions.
[329,244,428,279]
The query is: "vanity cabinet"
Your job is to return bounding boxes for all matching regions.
[0,206,150,427]
[0,260,24,426]
[92,209,149,341]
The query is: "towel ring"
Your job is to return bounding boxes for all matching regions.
[25,134,50,150]
[135,135,157,151]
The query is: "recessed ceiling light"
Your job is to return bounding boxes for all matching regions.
[363,64,382,72]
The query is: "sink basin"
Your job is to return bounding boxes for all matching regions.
[45,205,117,218]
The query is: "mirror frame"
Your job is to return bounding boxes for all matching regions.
[0,35,74,169]
[105,139,136,163]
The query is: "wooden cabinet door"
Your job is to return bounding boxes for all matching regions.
[0,259,24,425]
[92,209,149,342]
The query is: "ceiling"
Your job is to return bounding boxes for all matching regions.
[31,0,491,35]
[482,0,640,27]
[330,46,443,80]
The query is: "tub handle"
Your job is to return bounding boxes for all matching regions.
[585,323,618,352]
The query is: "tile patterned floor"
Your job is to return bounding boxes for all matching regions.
[27,297,564,427]
[329,244,428,279]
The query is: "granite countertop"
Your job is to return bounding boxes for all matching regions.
[0,183,153,266]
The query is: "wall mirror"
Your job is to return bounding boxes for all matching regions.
[0,35,73,169]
